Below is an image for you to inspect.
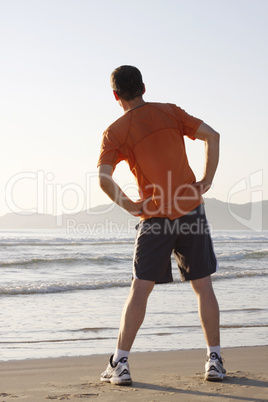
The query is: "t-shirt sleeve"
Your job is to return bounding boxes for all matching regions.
[172,105,203,140]
[97,129,125,168]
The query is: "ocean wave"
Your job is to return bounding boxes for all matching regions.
[213,237,268,243]
[217,249,268,261]
[2,247,267,269]
[221,308,264,313]
[212,231,268,242]
[0,254,133,268]
[0,239,134,247]
[0,279,131,296]
[220,324,268,328]
[2,324,267,346]
[213,270,268,280]
[69,327,118,333]
[0,336,115,345]
[2,235,267,247]
[1,268,268,296]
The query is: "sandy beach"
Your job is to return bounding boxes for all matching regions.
[0,346,267,401]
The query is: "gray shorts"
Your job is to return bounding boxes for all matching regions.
[133,204,218,283]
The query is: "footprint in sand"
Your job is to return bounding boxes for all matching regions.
[45,394,99,400]
[0,393,23,399]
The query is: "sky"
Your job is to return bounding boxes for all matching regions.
[0,0,267,217]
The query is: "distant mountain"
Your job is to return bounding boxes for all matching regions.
[0,199,267,230]
[204,198,268,231]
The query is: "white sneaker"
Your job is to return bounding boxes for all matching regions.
[205,352,226,381]
[100,355,132,385]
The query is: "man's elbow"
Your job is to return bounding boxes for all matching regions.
[98,165,114,191]
[215,131,220,141]
[209,131,220,144]
[99,174,111,192]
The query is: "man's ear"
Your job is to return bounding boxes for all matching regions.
[142,84,146,95]
[113,90,120,101]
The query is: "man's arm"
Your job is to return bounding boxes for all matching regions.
[193,122,220,194]
[98,164,145,216]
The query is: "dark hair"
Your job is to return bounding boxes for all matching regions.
[110,65,144,101]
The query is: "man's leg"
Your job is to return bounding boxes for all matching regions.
[116,278,155,352]
[191,275,226,381]
[100,278,155,385]
[190,275,220,346]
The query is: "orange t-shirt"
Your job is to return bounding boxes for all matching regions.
[97,102,203,219]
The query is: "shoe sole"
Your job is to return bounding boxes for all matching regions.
[205,372,226,381]
[100,377,132,386]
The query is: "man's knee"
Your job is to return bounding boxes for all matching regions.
[131,278,155,298]
[190,275,213,294]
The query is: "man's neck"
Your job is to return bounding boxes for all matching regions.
[120,97,146,113]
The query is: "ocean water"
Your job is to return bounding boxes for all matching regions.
[0,228,267,361]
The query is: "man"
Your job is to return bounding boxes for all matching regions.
[97,65,226,385]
